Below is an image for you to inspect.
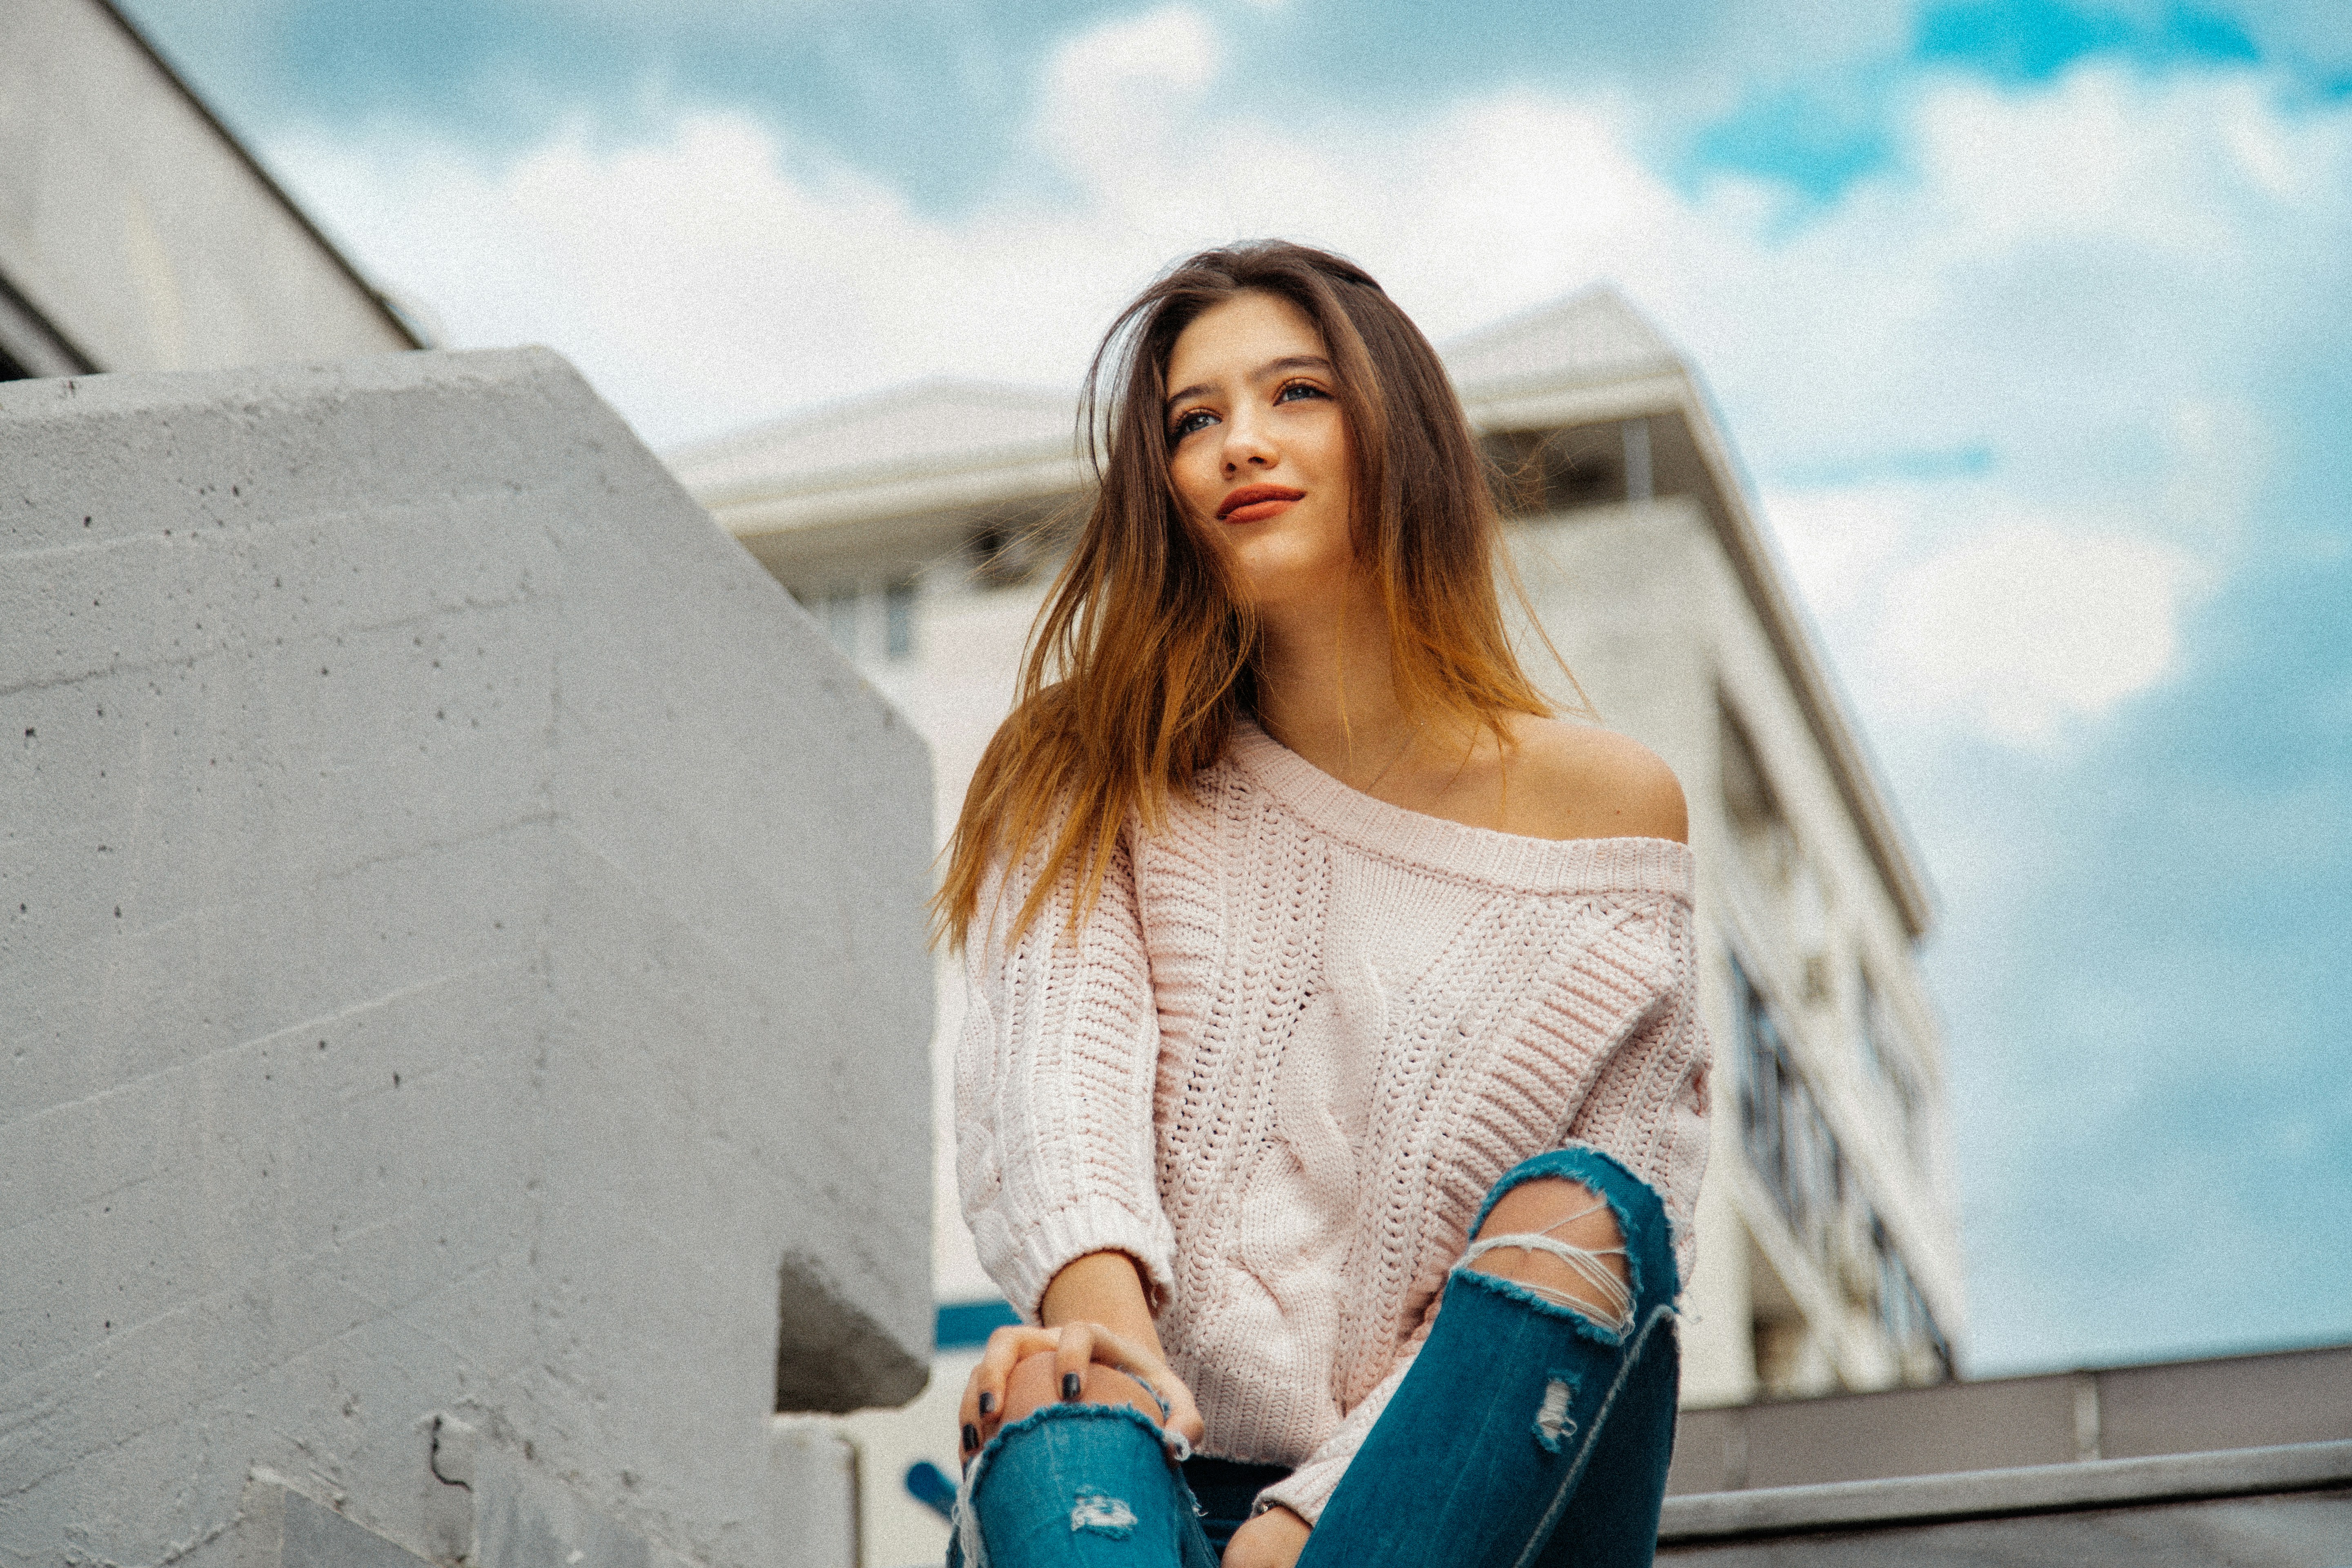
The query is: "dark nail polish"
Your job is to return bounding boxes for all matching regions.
[962,1423,979,1451]
[978,1392,996,1416]
[1061,1372,1082,1401]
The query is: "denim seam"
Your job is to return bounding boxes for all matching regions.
[1507,1302,1678,1568]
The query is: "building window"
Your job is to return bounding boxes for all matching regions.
[1873,1218,1955,1382]
[824,587,859,655]
[1721,701,1800,887]
[884,579,916,659]
[1736,956,1840,1249]
[1483,422,1626,517]
[1734,953,1950,1384]
[1482,416,1668,518]
[968,499,1065,587]
[1858,967,1922,1136]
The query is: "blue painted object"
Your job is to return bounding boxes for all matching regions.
[906,1459,959,1521]
[936,1298,1020,1349]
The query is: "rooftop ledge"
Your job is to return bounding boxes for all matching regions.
[1659,1438,2352,1543]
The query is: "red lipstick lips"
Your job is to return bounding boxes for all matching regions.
[1217,483,1305,523]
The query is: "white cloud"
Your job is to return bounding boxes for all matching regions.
[1035,4,1223,189]
[1047,3,1222,89]
[265,13,2352,753]
[1766,480,2209,747]
[1876,521,2203,746]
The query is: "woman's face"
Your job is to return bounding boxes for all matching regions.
[1163,290,1356,612]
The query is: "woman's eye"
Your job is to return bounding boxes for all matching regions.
[1274,381,1330,405]
[1170,408,1217,440]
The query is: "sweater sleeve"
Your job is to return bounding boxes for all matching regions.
[956,824,1176,1322]
[1561,900,1712,1292]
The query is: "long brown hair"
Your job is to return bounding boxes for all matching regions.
[935,240,1571,951]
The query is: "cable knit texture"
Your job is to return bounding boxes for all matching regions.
[957,723,1711,1524]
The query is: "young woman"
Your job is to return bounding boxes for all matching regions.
[939,242,1709,1568]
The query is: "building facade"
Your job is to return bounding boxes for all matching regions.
[0,0,421,381]
[672,286,1966,1565]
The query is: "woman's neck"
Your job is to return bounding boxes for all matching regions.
[1251,575,1428,791]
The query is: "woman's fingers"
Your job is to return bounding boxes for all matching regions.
[1152,1366,1208,1447]
[1052,1320,1097,1403]
[1093,1330,1192,1437]
[1078,1325,1203,1443]
[960,1320,1209,1464]
[962,1324,1060,1457]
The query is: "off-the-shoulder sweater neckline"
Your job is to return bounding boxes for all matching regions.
[1223,719,1693,900]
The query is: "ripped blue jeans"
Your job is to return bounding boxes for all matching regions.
[949,1147,1682,1568]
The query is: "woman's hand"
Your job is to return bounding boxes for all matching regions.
[1223,1505,1312,1568]
[957,1318,1205,1461]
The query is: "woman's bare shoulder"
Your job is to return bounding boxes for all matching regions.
[1502,715,1689,844]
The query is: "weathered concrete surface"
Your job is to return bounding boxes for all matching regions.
[0,350,931,1568]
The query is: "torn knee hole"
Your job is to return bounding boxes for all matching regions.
[1464,1177,1634,1333]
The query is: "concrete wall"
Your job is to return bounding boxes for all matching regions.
[0,350,933,1568]
[0,0,418,376]
[1505,497,1751,1405]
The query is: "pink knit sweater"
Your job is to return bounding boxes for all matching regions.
[956,722,1710,1522]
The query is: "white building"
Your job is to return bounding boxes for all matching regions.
[0,0,422,380]
[672,285,1965,1566]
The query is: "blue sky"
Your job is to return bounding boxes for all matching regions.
[117,0,2352,1378]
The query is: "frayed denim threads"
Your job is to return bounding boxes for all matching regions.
[1466,1144,1680,1327]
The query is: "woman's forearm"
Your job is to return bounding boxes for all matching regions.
[1039,1250,1162,1349]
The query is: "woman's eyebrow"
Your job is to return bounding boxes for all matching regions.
[1255,354,1333,381]
[1164,355,1335,413]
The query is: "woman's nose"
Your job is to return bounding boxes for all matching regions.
[1220,414,1277,471]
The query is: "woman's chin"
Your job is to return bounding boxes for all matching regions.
[1226,552,1354,612]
